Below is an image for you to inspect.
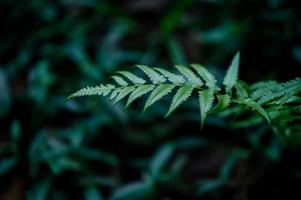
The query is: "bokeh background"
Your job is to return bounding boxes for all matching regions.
[1,0,301,199]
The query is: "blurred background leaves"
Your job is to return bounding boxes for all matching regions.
[0,0,301,199]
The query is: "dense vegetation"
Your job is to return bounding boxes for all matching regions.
[1,0,301,199]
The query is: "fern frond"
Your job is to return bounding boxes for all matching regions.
[199,89,215,127]
[144,84,175,112]
[175,65,203,86]
[165,86,194,117]
[69,53,298,130]
[136,65,166,84]
[255,78,301,105]
[223,52,240,93]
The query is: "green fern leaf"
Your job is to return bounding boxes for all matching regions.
[223,52,240,92]
[154,68,185,85]
[117,71,146,84]
[110,88,121,100]
[68,53,293,131]
[191,64,216,87]
[214,94,231,111]
[275,96,301,105]
[111,76,128,86]
[67,84,115,99]
[175,65,203,86]
[233,98,270,124]
[144,84,176,112]
[251,80,279,101]
[278,78,301,104]
[256,78,301,105]
[136,65,166,84]
[113,86,135,104]
[126,85,155,108]
[251,80,278,90]
[199,89,215,127]
[165,86,194,117]
[235,81,249,99]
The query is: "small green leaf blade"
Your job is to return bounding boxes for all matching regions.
[143,84,175,112]
[223,52,240,92]
[67,84,115,100]
[235,80,249,99]
[136,65,166,84]
[150,143,175,178]
[199,90,215,128]
[113,86,135,104]
[117,71,146,84]
[110,88,121,100]
[110,182,148,200]
[111,76,128,86]
[233,98,270,124]
[214,94,231,111]
[126,85,155,108]
[175,65,203,86]
[166,86,194,117]
[154,68,185,85]
[191,64,216,87]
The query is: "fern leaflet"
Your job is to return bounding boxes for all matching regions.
[223,52,240,93]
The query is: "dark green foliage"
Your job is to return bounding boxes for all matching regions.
[1,0,301,199]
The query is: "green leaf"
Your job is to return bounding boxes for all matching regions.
[233,98,270,124]
[175,65,203,86]
[117,71,146,84]
[167,37,187,64]
[126,85,155,108]
[0,158,17,175]
[235,80,250,99]
[214,94,231,111]
[111,76,128,86]
[154,68,185,84]
[251,80,280,101]
[113,86,135,104]
[67,84,115,100]
[199,90,215,127]
[84,186,103,200]
[255,78,301,105]
[251,80,278,91]
[191,64,216,87]
[136,65,166,84]
[166,86,194,117]
[144,84,175,112]
[27,179,51,200]
[110,88,121,100]
[150,143,175,178]
[223,52,240,92]
[110,182,149,200]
